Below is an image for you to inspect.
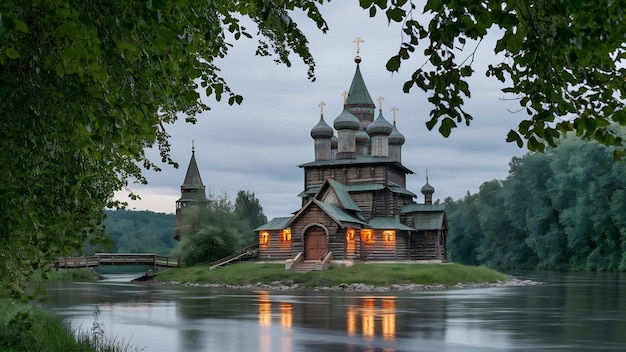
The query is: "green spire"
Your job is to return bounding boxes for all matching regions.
[345,64,375,108]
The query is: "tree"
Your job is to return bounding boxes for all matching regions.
[172,194,248,266]
[234,190,268,244]
[0,0,329,298]
[359,0,626,157]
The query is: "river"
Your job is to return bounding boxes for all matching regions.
[44,271,626,351]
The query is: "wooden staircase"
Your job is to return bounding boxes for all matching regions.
[209,244,259,270]
[293,260,320,272]
[290,252,333,272]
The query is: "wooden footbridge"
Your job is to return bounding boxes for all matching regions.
[54,253,180,269]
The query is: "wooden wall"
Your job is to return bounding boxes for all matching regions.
[408,231,446,260]
[360,230,410,260]
[303,163,408,191]
[258,230,292,260]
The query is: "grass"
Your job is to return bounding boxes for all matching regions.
[0,299,141,352]
[155,262,508,288]
[41,268,100,282]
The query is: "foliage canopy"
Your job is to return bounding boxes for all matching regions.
[361,0,626,157]
[0,0,327,298]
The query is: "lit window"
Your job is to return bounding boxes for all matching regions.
[281,228,292,242]
[383,230,395,242]
[259,231,269,245]
[346,227,355,242]
[361,229,374,244]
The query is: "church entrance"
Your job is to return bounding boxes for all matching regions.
[304,226,327,260]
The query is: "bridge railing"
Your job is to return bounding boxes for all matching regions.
[54,253,180,269]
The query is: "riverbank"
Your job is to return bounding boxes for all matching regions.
[154,261,537,291]
[0,299,138,352]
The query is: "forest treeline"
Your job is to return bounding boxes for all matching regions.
[100,209,177,255]
[446,137,626,272]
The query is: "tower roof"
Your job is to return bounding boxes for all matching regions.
[389,121,406,145]
[311,115,334,139]
[182,149,204,188]
[421,173,435,195]
[367,110,393,136]
[333,107,360,130]
[345,64,375,108]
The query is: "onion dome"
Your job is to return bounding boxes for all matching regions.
[388,122,405,145]
[355,129,370,143]
[331,135,338,148]
[333,107,360,130]
[367,110,393,136]
[310,116,334,139]
[421,178,435,195]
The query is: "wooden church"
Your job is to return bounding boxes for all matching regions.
[255,48,448,268]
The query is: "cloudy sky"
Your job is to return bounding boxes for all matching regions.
[114,2,528,219]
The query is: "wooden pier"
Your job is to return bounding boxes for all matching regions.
[54,253,180,269]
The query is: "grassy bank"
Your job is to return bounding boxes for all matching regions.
[0,299,139,352]
[40,268,100,282]
[156,262,507,288]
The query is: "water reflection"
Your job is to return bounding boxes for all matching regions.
[346,297,396,341]
[44,272,626,352]
[255,292,398,351]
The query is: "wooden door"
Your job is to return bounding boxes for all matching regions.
[305,226,327,260]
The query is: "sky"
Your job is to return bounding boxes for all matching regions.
[113,2,528,219]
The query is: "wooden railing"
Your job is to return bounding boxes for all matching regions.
[54,253,180,269]
[316,251,333,270]
[285,252,303,271]
[208,243,259,270]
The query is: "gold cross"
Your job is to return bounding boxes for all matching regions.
[341,90,348,105]
[390,107,399,123]
[192,139,195,152]
[352,36,364,56]
[377,96,384,111]
[318,101,326,116]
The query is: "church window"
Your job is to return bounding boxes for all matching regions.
[346,227,355,242]
[281,228,292,242]
[361,229,375,244]
[259,231,269,245]
[383,230,395,242]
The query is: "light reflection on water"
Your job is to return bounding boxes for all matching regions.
[44,271,626,352]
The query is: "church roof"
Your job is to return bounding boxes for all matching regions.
[401,203,446,213]
[345,64,375,108]
[284,198,366,229]
[367,217,415,231]
[315,200,366,225]
[254,217,292,231]
[299,155,414,174]
[322,178,362,212]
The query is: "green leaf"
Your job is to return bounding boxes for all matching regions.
[506,130,523,147]
[5,48,20,59]
[438,117,456,137]
[13,18,28,33]
[386,55,401,72]
[424,0,442,11]
[386,7,405,23]
[369,6,377,17]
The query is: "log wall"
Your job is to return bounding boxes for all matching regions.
[258,230,292,260]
